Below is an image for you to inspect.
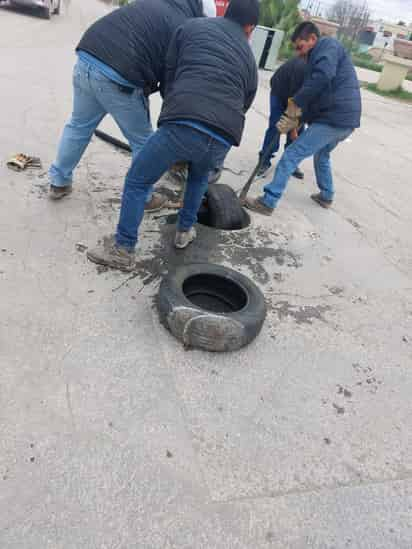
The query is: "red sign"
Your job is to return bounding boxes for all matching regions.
[215,0,229,16]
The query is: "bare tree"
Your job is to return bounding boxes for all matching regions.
[327,0,370,46]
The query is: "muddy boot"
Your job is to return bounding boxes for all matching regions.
[87,235,136,272]
[311,193,333,209]
[49,184,73,200]
[144,192,168,213]
[244,197,274,216]
[174,227,197,249]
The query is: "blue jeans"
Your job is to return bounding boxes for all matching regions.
[49,59,153,187]
[260,95,300,167]
[262,123,353,208]
[116,123,230,250]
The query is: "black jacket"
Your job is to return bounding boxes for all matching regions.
[76,0,204,93]
[270,57,306,109]
[159,17,258,146]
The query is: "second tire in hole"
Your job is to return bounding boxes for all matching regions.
[198,184,250,230]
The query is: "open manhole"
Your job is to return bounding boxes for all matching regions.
[197,203,250,230]
[163,184,250,231]
[165,208,250,231]
[183,273,248,313]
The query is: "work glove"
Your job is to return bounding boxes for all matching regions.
[285,98,302,120]
[276,114,300,134]
[276,99,302,135]
[6,153,42,171]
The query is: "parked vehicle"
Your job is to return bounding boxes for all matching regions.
[9,0,61,19]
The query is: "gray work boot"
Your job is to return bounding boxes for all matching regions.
[87,235,136,272]
[174,227,197,249]
[49,184,73,200]
[144,192,168,213]
[244,197,274,216]
[311,193,333,209]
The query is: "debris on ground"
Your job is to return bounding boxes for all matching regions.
[75,243,88,253]
[6,153,42,172]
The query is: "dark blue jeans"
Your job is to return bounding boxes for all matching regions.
[116,123,230,250]
[260,94,302,167]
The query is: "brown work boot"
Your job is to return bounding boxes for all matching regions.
[174,227,197,249]
[49,184,73,200]
[87,235,136,272]
[311,193,333,209]
[244,197,274,216]
[144,192,168,213]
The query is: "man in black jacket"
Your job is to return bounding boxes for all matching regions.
[87,0,259,272]
[257,57,306,179]
[48,0,206,210]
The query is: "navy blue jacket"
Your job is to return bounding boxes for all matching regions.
[77,0,203,94]
[159,17,258,146]
[293,37,361,128]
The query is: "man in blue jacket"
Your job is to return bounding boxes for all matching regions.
[245,21,362,214]
[87,0,259,272]
[48,0,207,211]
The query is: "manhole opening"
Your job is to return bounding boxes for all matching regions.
[183,273,248,313]
[165,207,251,231]
[197,206,251,230]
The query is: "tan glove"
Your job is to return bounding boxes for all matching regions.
[285,98,302,120]
[7,153,42,171]
[276,98,302,135]
[277,114,300,134]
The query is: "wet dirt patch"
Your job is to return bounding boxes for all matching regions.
[126,221,303,291]
[270,301,331,325]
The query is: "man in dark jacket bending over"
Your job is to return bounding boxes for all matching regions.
[48,0,206,210]
[257,56,306,179]
[245,22,362,215]
[87,0,259,272]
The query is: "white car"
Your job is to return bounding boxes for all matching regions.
[9,0,61,19]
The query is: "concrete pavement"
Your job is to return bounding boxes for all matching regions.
[1,2,412,547]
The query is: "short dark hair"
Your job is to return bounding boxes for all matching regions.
[224,0,260,27]
[291,22,321,42]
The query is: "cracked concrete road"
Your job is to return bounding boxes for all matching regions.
[1,2,412,548]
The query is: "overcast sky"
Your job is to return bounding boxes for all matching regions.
[368,0,412,23]
[305,0,412,24]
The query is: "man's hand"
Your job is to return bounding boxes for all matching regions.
[289,128,299,141]
[277,115,300,134]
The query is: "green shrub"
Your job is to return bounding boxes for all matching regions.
[352,55,383,73]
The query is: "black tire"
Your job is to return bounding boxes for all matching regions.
[196,200,210,226]
[94,129,132,153]
[158,263,266,352]
[207,183,245,230]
